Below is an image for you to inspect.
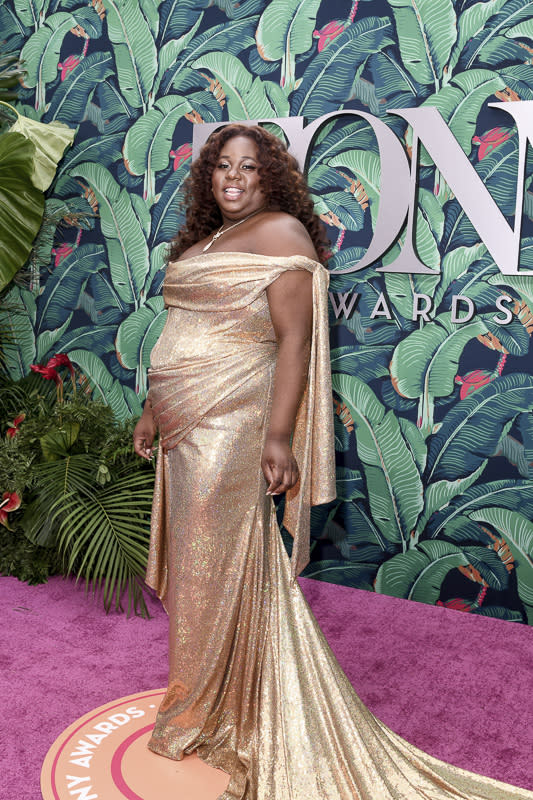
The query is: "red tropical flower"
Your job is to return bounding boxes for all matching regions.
[6,414,25,439]
[455,369,494,400]
[51,242,73,267]
[47,353,75,378]
[436,598,472,612]
[30,363,62,384]
[58,55,81,81]
[472,127,513,160]
[0,491,21,529]
[169,143,193,171]
[313,21,346,52]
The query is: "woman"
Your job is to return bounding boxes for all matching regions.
[133,125,531,799]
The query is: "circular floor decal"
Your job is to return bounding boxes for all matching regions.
[41,689,230,800]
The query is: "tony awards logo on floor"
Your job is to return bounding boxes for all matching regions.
[41,691,161,800]
[41,689,229,800]
[194,102,533,326]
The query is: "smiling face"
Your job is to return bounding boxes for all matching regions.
[211,135,267,224]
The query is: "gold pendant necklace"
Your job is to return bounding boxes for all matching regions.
[202,208,265,252]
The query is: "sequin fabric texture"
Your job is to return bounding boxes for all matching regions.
[145,253,533,800]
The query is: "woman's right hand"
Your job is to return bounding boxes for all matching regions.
[133,406,156,460]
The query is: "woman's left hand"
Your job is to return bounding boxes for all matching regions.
[261,436,299,495]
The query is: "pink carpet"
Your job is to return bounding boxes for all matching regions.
[2,574,532,800]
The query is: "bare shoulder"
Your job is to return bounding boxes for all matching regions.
[252,211,318,260]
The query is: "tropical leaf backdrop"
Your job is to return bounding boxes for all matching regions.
[3,0,533,623]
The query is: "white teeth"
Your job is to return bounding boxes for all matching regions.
[224,188,242,196]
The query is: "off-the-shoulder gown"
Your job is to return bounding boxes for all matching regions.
[145,252,532,800]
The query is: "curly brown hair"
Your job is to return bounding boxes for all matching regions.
[167,123,329,263]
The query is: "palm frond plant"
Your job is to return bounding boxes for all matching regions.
[0,356,155,616]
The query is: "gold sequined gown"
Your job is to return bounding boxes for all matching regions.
[145,252,532,800]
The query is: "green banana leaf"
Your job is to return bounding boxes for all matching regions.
[161,17,258,96]
[427,479,533,540]
[19,11,74,109]
[390,312,488,400]
[438,514,499,547]
[469,507,533,622]
[144,244,167,300]
[309,120,377,173]
[36,318,72,363]
[419,70,505,160]
[105,0,157,110]
[327,246,381,285]
[448,0,507,75]
[158,0,206,40]
[85,272,128,327]
[413,188,444,269]
[115,297,166,371]
[43,52,114,126]
[0,285,37,380]
[0,132,44,292]
[427,373,533,482]
[341,499,392,553]
[255,0,321,91]
[36,244,107,333]
[57,133,125,180]
[444,137,526,250]
[69,4,103,37]
[507,18,533,37]
[311,190,365,232]
[398,417,427,474]
[53,325,116,358]
[334,412,351,453]
[489,243,533,307]
[115,297,166,394]
[329,150,380,228]
[334,467,365,503]
[455,285,531,357]
[122,96,192,204]
[462,545,510,590]
[329,345,392,381]
[332,372,423,546]
[375,540,469,603]
[461,0,533,70]
[383,190,444,293]
[150,160,191,246]
[152,13,204,96]
[417,462,487,538]
[138,0,160,38]
[496,432,531,478]
[10,0,49,30]
[369,51,425,111]
[70,162,149,308]
[388,0,457,89]
[291,17,393,117]
[518,413,533,479]
[432,244,487,310]
[68,349,140,421]
[498,63,533,101]
[192,52,289,119]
